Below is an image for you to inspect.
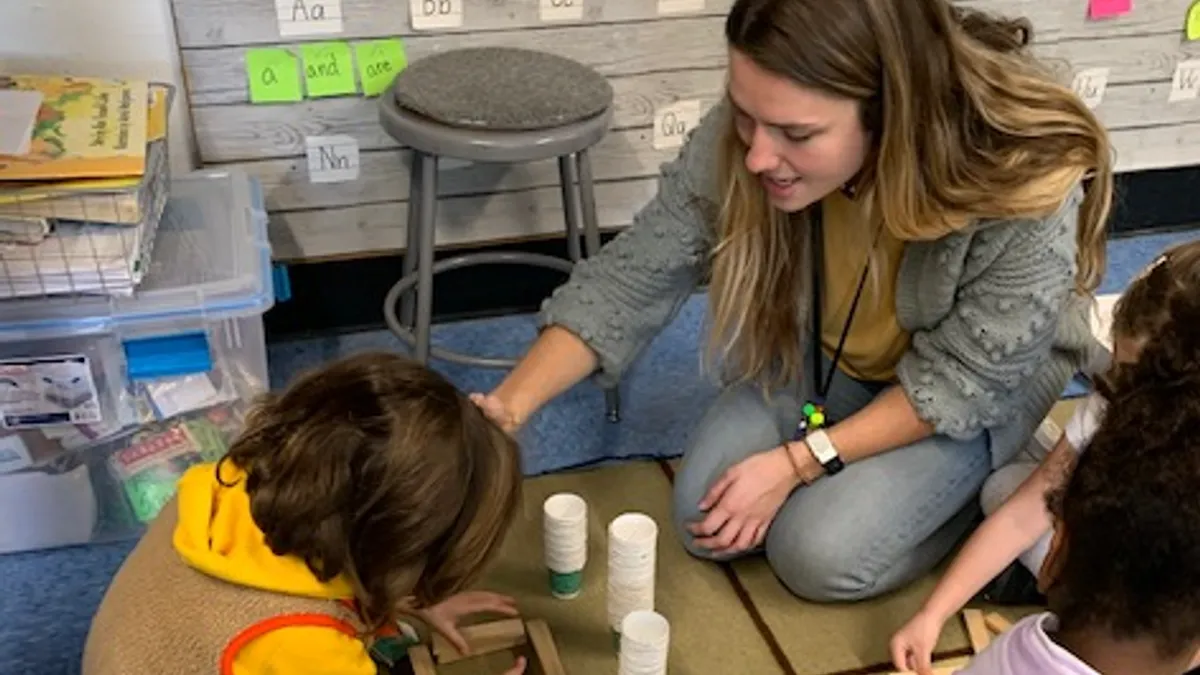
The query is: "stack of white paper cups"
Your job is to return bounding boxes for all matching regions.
[543,492,588,599]
[607,512,658,633]
[619,610,670,675]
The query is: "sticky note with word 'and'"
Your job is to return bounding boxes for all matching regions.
[301,41,358,98]
[1089,0,1131,19]
[246,48,303,103]
[356,39,407,97]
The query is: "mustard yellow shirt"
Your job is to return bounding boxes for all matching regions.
[819,191,911,382]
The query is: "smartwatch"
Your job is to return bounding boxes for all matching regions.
[805,429,845,476]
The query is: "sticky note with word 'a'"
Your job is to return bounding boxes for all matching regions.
[1187,0,1200,40]
[1089,0,1131,19]
[355,39,407,97]
[301,41,358,98]
[246,48,303,103]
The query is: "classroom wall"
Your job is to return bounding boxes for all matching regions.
[0,0,199,174]
[170,0,1200,264]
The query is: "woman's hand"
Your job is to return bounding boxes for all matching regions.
[687,445,811,556]
[889,608,946,675]
[418,591,520,655]
[469,392,523,434]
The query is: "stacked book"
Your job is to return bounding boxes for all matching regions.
[0,75,173,299]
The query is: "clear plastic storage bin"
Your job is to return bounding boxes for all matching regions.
[0,169,274,555]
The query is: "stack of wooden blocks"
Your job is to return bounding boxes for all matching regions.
[407,617,565,675]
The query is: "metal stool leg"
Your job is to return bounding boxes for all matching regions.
[577,148,602,258]
[399,152,424,328]
[576,148,621,423]
[557,155,584,263]
[413,152,439,364]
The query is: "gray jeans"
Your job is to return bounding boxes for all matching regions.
[671,356,992,602]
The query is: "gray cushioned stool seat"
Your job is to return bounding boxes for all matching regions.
[391,46,613,131]
[379,47,621,423]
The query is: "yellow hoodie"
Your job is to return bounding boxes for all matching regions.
[172,462,377,674]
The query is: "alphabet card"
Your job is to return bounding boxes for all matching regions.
[277,0,344,36]
[410,0,464,29]
[1168,59,1200,102]
[653,100,703,150]
[300,42,357,97]
[306,135,360,183]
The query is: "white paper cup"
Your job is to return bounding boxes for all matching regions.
[619,610,669,675]
[544,493,588,599]
[607,512,658,631]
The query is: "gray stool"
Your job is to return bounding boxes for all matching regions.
[379,46,620,422]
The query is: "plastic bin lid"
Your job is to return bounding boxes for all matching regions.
[0,169,274,341]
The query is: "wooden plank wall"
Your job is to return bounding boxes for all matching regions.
[170,0,1200,263]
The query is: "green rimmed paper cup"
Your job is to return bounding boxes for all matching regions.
[548,568,584,599]
[544,492,588,600]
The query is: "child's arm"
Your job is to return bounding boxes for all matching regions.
[921,437,1074,621]
[890,436,1077,673]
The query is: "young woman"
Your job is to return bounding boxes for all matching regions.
[473,0,1113,601]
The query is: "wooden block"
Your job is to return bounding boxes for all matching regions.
[431,618,527,665]
[526,619,566,675]
[408,645,438,675]
[984,612,1014,635]
[963,609,991,654]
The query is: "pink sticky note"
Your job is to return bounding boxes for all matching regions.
[1089,0,1131,19]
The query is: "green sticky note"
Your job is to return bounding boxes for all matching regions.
[245,48,303,103]
[301,41,358,98]
[1187,0,1200,40]
[355,39,407,97]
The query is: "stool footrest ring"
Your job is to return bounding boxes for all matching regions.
[384,250,577,369]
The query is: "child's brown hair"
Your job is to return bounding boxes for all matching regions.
[1044,241,1200,659]
[215,352,522,630]
[1095,239,1200,398]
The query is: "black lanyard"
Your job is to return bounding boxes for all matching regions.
[796,203,874,435]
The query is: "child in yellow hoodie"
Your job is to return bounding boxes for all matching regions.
[83,352,526,675]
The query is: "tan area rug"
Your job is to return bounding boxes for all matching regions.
[730,558,1037,674]
[436,461,787,675]
[437,454,1049,675]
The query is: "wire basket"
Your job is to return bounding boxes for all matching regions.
[0,81,174,300]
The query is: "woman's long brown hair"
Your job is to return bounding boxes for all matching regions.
[706,0,1113,391]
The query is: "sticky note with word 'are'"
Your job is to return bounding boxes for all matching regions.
[355,39,407,97]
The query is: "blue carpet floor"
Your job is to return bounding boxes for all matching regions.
[1,228,1195,674]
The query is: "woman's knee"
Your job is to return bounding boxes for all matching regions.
[669,384,800,558]
[763,519,880,602]
[980,462,1038,516]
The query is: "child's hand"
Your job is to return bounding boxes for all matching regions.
[419,591,520,655]
[889,608,944,675]
[501,656,528,674]
[469,393,523,434]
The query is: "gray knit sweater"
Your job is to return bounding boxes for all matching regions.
[539,103,1099,468]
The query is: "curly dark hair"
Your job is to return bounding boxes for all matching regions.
[1045,240,1200,658]
[215,352,522,631]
